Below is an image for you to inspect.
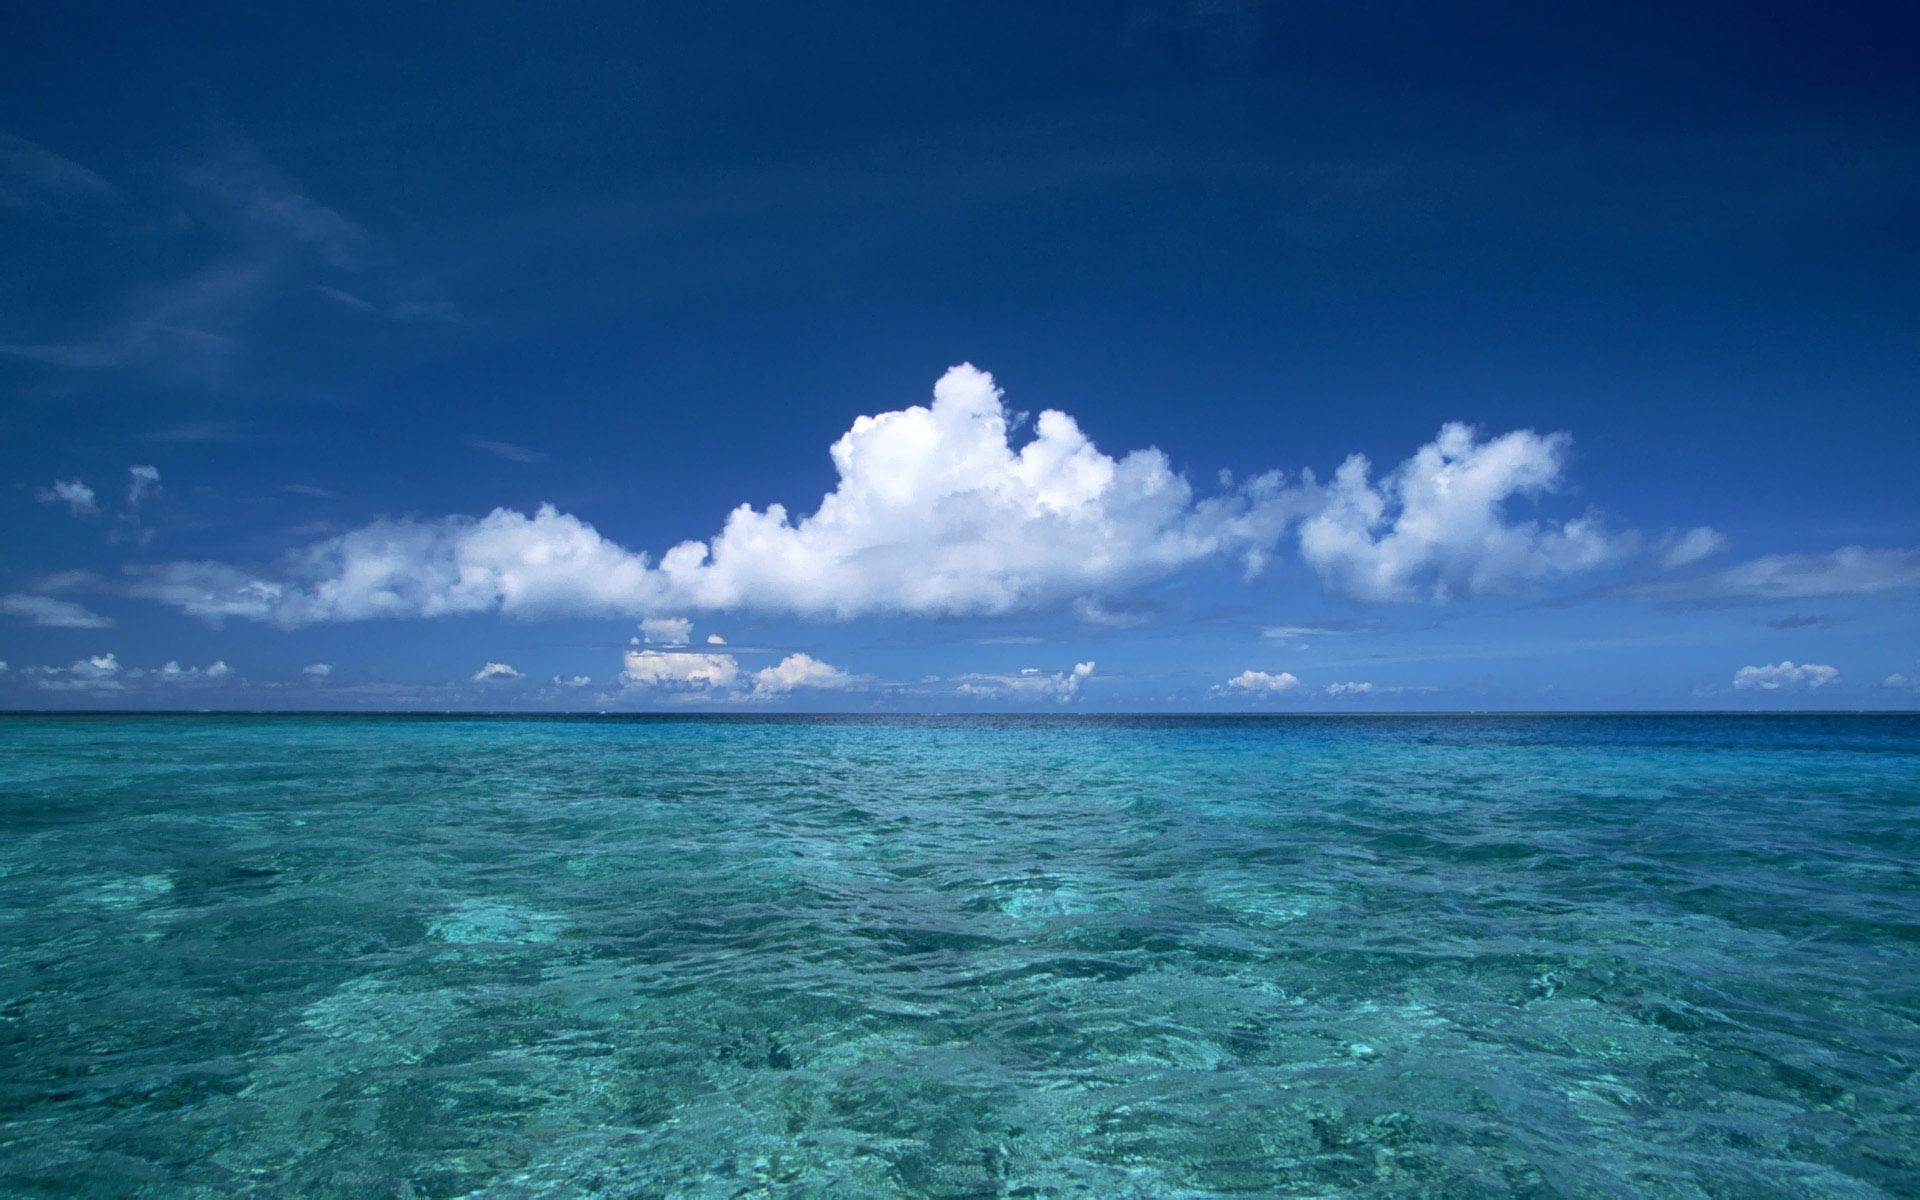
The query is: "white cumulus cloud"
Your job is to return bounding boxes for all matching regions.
[1223,669,1302,694]
[0,594,114,628]
[129,366,1644,627]
[1732,661,1840,691]
[1298,423,1630,602]
[37,479,98,517]
[641,617,692,645]
[1326,681,1374,695]
[621,649,740,690]
[472,662,523,682]
[303,662,332,679]
[752,652,854,696]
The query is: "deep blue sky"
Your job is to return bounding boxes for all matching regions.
[4,2,1917,710]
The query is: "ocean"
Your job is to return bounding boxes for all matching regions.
[1,713,1915,1198]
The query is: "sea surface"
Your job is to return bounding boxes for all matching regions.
[0,713,1916,1198]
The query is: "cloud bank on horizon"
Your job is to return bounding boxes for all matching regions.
[126,364,1668,628]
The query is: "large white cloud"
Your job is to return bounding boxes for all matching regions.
[621,649,741,690]
[130,366,1638,626]
[1298,423,1630,602]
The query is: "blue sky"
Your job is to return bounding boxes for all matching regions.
[3,2,1916,711]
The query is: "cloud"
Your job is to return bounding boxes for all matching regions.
[1325,681,1374,695]
[1637,547,1920,604]
[1732,660,1840,691]
[303,662,332,679]
[37,479,99,517]
[1767,614,1830,629]
[552,674,592,688]
[467,437,549,464]
[25,652,124,692]
[1298,423,1631,602]
[641,617,692,645]
[1658,526,1728,569]
[752,652,854,696]
[1223,669,1302,694]
[621,649,740,690]
[471,662,524,682]
[156,659,231,682]
[706,634,727,645]
[0,136,430,375]
[129,367,1640,627]
[127,465,161,508]
[318,285,461,323]
[1262,622,1360,640]
[0,134,116,210]
[956,661,1095,703]
[0,594,115,628]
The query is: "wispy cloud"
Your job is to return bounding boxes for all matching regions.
[467,437,549,465]
[0,134,117,210]
[36,479,98,517]
[316,285,462,323]
[1630,547,1920,605]
[1,133,452,377]
[0,594,115,629]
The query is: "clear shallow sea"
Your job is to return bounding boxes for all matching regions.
[1,714,1916,1199]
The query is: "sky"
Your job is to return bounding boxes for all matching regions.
[3,2,1917,712]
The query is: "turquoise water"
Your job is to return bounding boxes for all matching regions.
[1,714,1916,1198]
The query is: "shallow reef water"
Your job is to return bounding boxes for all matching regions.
[0,712,1916,1197]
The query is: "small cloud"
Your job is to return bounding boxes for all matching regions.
[25,652,124,691]
[127,465,161,509]
[318,285,461,323]
[1224,669,1302,695]
[303,662,332,680]
[468,437,549,465]
[1261,622,1359,639]
[752,652,854,697]
[1767,614,1830,630]
[36,479,98,517]
[1659,526,1728,569]
[140,421,254,444]
[280,483,336,499]
[0,593,114,628]
[705,633,726,645]
[1732,660,1839,691]
[155,659,231,682]
[552,674,592,688]
[471,662,524,682]
[1072,597,1148,628]
[954,661,1094,704]
[1326,681,1374,695]
[641,617,692,646]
